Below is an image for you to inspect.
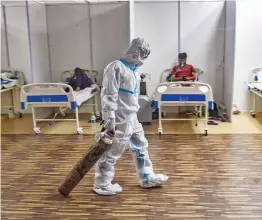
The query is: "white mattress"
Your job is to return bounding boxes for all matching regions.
[73,84,100,106]
[248,82,262,91]
[255,83,262,91]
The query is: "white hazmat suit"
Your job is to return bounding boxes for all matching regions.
[94,38,168,195]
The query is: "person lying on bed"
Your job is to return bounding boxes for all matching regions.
[68,67,93,91]
[166,53,196,82]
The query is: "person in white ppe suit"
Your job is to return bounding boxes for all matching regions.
[94,38,168,195]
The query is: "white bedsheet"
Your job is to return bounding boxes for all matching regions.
[254,83,262,91]
[73,84,99,106]
[249,82,262,91]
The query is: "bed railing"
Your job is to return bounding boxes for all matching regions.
[20,83,76,111]
[155,81,213,106]
[155,81,214,136]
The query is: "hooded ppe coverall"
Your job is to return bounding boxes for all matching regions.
[94,38,168,195]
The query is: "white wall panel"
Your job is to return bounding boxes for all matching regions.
[91,3,130,74]
[47,4,91,82]
[134,2,179,98]
[1,1,26,7]
[5,6,31,83]
[129,0,135,41]
[180,1,225,104]
[29,3,50,82]
[233,0,262,112]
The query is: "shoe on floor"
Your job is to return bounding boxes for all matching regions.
[93,183,122,195]
[140,174,169,188]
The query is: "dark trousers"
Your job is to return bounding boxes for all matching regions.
[69,69,90,90]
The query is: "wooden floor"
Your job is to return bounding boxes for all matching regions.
[2,134,262,220]
[1,112,262,135]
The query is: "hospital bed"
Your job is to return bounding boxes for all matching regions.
[20,70,100,134]
[248,68,262,117]
[1,69,25,118]
[155,81,213,136]
[159,67,204,117]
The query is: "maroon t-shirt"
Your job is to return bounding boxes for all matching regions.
[171,64,196,78]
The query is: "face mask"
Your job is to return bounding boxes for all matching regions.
[179,59,186,67]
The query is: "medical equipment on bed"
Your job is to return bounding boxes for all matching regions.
[248,68,262,117]
[155,81,213,136]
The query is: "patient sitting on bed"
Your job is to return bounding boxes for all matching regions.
[166,53,196,82]
[68,67,93,91]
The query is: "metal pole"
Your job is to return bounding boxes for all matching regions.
[3,5,11,67]
[25,0,34,83]
[178,0,181,53]
[45,4,53,82]
[86,1,94,71]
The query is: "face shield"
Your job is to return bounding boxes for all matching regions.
[122,38,151,68]
[140,47,151,60]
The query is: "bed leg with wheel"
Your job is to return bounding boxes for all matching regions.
[250,93,256,117]
[204,104,208,136]
[34,127,41,134]
[199,106,202,117]
[77,127,83,135]
[158,105,163,135]
[195,111,198,126]
[93,93,96,113]
[250,110,256,118]
[32,107,40,134]
[75,107,83,134]
[205,103,208,136]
